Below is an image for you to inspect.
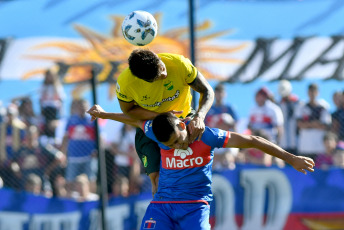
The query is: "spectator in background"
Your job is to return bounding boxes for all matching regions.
[332,91,343,111]
[248,87,284,144]
[112,175,130,198]
[71,174,99,202]
[14,125,66,195]
[40,69,65,142]
[61,99,97,195]
[110,123,142,195]
[206,83,238,131]
[315,132,337,169]
[15,97,40,127]
[331,90,344,141]
[333,144,344,168]
[211,113,238,170]
[0,104,26,165]
[25,173,42,196]
[50,170,67,198]
[278,80,301,154]
[296,83,332,160]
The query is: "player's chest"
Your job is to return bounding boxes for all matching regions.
[132,79,185,102]
[160,142,212,169]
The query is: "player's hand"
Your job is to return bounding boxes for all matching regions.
[290,156,315,175]
[86,104,105,121]
[187,116,205,144]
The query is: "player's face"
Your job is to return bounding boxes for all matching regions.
[162,121,189,150]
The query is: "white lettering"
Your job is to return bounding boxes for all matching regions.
[0,212,29,230]
[89,205,130,230]
[165,157,204,168]
[166,157,175,168]
[218,130,225,139]
[176,160,183,168]
[240,169,292,230]
[195,157,203,165]
[190,158,195,166]
[212,175,238,230]
[30,212,80,230]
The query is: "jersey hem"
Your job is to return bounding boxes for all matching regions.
[117,98,134,103]
[150,200,209,206]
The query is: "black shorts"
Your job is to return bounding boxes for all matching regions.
[135,128,161,175]
[135,110,196,175]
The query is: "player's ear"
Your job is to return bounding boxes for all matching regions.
[179,121,186,130]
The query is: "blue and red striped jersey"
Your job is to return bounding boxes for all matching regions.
[143,120,230,203]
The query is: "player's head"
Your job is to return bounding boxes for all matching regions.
[128,49,167,82]
[214,83,226,103]
[152,112,189,150]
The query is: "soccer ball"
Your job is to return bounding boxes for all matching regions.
[122,10,158,46]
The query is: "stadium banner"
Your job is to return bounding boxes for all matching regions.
[0,166,344,230]
[1,0,344,82]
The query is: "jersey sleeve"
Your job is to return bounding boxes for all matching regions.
[180,55,198,84]
[142,120,159,143]
[142,120,170,150]
[201,127,230,148]
[116,78,134,103]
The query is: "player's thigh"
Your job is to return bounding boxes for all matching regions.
[177,203,211,230]
[135,128,161,175]
[140,203,175,230]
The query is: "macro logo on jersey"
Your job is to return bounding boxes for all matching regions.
[174,147,193,159]
[162,142,212,169]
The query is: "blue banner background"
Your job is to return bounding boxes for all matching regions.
[0,165,343,229]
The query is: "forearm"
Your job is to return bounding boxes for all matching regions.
[100,112,142,128]
[196,89,214,119]
[189,72,214,119]
[228,133,295,165]
[249,135,295,164]
[124,105,159,120]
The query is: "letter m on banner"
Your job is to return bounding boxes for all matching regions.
[0,38,11,81]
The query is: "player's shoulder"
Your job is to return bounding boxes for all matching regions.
[117,67,135,85]
[200,126,228,146]
[158,53,185,64]
[202,126,223,139]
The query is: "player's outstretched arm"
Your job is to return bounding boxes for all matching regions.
[225,132,315,174]
[87,104,143,128]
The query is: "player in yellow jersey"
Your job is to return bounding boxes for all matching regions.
[115,49,214,195]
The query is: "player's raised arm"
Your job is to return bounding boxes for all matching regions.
[188,71,214,142]
[225,132,315,174]
[87,104,143,129]
[118,100,160,120]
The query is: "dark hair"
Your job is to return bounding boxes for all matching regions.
[308,83,318,91]
[323,132,338,142]
[152,112,177,142]
[128,49,160,82]
[215,83,225,92]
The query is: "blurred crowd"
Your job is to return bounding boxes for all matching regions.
[206,81,344,172]
[0,71,344,199]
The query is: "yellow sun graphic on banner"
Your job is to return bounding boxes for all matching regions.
[22,13,248,99]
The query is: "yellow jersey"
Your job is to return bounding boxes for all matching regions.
[116,53,197,118]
